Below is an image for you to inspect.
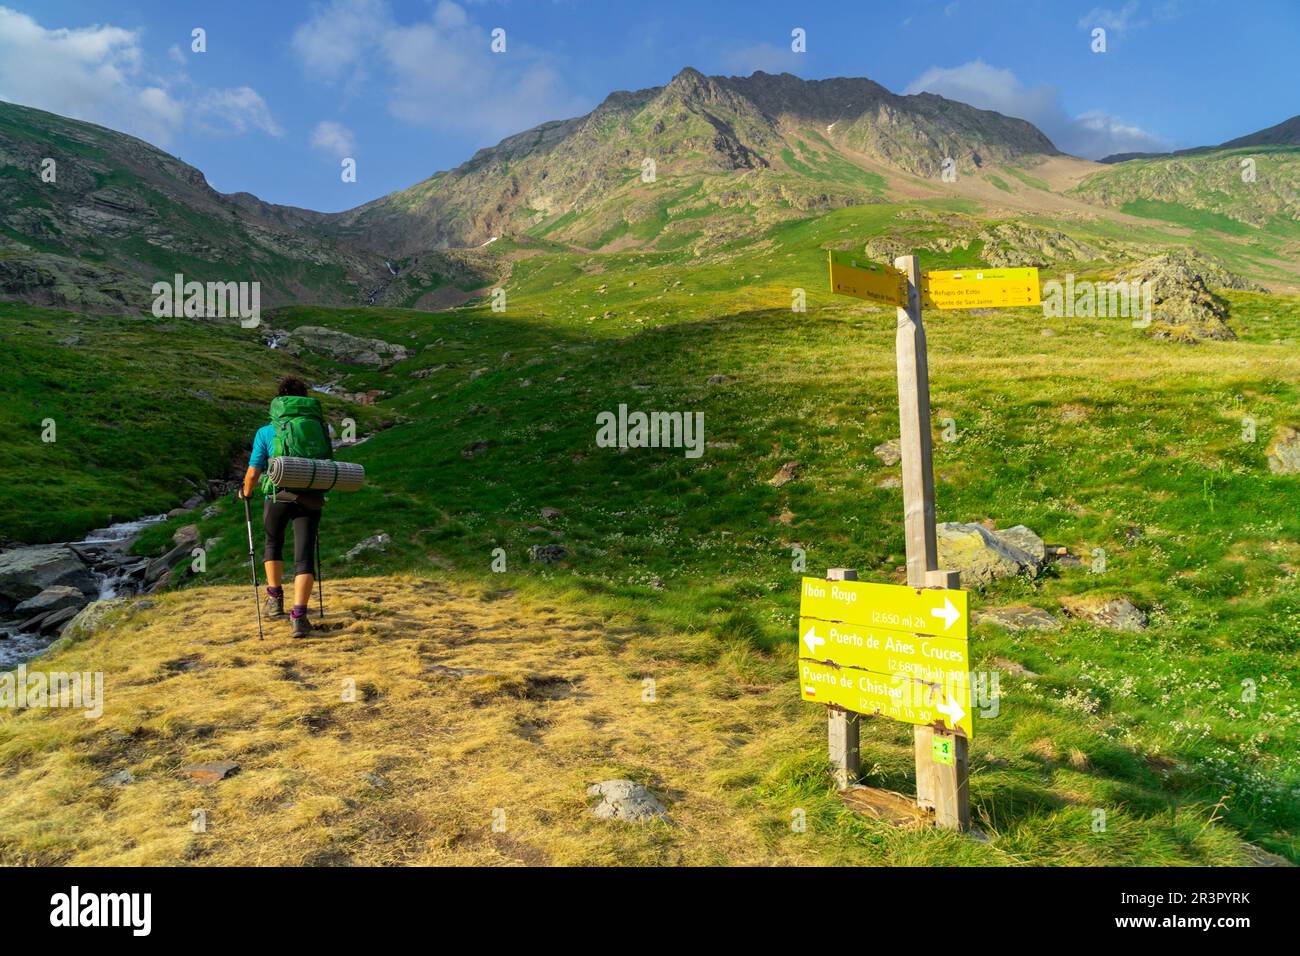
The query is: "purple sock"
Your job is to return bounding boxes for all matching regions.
[290,605,307,619]
[266,586,284,598]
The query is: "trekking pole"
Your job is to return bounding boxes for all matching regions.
[316,532,324,619]
[243,495,264,641]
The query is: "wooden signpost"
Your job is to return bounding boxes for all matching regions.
[812,252,1040,830]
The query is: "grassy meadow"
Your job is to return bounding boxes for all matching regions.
[1,199,1298,865]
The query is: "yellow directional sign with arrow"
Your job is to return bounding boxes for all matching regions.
[827,250,909,307]
[797,617,969,684]
[920,267,1041,310]
[799,658,974,737]
[799,576,968,640]
[798,577,974,737]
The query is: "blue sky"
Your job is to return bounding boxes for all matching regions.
[2,0,1296,212]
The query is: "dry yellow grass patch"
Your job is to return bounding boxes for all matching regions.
[0,575,830,866]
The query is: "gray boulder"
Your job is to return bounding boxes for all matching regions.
[18,610,53,633]
[346,533,391,561]
[1060,595,1147,632]
[146,569,174,594]
[38,606,81,635]
[977,605,1062,632]
[0,545,97,603]
[995,525,1046,564]
[14,585,89,616]
[1267,426,1300,475]
[281,326,412,369]
[873,439,901,466]
[528,544,568,565]
[60,598,128,644]
[586,780,667,822]
[146,540,193,584]
[769,461,799,487]
[172,523,201,547]
[936,523,1044,586]
[1116,251,1242,342]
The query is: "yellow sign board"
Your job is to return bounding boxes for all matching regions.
[799,577,968,641]
[797,616,969,684]
[921,267,1040,310]
[799,659,974,737]
[827,250,908,307]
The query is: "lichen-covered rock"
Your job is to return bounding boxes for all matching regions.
[978,605,1062,632]
[769,461,799,487]
[995,525,1046,564]
[58,598,129,645]
[346,533,391,561]
[281,326,412,368]
[586,780,667,822]
[973,222,1102,268]
[528,544,568,564]
[0,250,152,313]
[1059,595,1147,632]
[1116,251,1250,342]
[1267,426,1300,475]
[936,523,1043,586]
[873,439,901,466]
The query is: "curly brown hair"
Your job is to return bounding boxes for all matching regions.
[277,377,309,397]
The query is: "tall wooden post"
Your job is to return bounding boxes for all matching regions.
[825,568,860,789]
[893,255,970,831]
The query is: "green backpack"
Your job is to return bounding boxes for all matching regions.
[260,395,333,497]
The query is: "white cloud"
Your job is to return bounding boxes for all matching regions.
[908,61,1058,127]
[137,86,184,130]
[290,0,389,85]
[310,120,355,158]
[1077,1,1182,36]
[0,6,280,147]
[0,6,172,141]
[194,86,284,137]
[291,0,587,140]
[904,59,1168,159]
[1077,1,1141,34]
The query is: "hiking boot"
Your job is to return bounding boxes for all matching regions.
[291,614,312,639]
[264,592,285,619]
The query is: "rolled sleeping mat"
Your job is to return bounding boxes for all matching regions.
[267,456,366,492]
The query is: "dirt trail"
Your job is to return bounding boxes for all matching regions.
[0,575,811,866]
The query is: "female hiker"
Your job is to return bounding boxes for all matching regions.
[239,377,332,638]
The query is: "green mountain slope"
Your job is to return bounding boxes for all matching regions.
[1219,114,1300,150]
[1073,145,1300,238]
[0,101,386,311]
[333,67,1061,254]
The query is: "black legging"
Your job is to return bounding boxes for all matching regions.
[263,498,322,576]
